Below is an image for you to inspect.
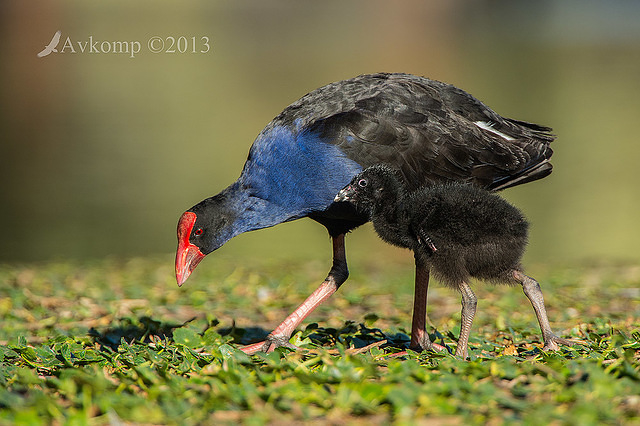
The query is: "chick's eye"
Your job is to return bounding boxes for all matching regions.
[194,228,203,236]
[358,179,368,188]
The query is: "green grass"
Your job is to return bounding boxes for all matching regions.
[0,256,638,424]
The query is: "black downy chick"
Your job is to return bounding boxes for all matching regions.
[335,165,576,358]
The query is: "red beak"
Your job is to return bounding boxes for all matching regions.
[175,212,205,286]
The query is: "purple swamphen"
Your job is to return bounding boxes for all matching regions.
[175,73,555,354]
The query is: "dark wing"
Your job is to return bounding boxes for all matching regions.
[287,73,554,191]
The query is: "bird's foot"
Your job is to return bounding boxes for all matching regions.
[387,339,447,359]
[542,334,584,352]
[454,345,469,360]
[411,336,447,353]
[240,334,299,355]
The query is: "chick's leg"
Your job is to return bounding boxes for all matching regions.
[514,270,578,351]
[455,280,477,359]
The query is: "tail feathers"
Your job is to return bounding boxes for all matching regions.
[506,118,556,143]
[484,118,555,191]
[489,159,553,191]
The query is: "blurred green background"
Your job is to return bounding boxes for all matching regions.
[1,0,639,269]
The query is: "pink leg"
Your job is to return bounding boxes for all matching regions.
[409,255,445,352]
[241,234,349,354]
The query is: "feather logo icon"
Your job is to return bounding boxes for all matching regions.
[37,30,62,58]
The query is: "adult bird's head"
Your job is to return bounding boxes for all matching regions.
[175,193,238,286]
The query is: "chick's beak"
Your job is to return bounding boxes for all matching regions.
[334,185,355,202]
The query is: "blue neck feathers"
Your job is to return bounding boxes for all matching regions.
[222,124,362,236]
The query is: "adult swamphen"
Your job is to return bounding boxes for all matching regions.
[175,73,555,354]
[335,165,575,358]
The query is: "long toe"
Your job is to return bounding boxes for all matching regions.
[542,334,583,352]
[454,347,469,360]
[395,341,447,359]
[240,341,266,355]
[241,334,300,354]
[263,335,300,353]
[412,335,447,353]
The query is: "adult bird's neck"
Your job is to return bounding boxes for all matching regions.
[207,180,304,246]
[199,124,363,252]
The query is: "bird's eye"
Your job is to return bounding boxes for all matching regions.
[194,228,203,236]
[358,179,368,188]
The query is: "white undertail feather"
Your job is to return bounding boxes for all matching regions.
[474,121,516,141]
